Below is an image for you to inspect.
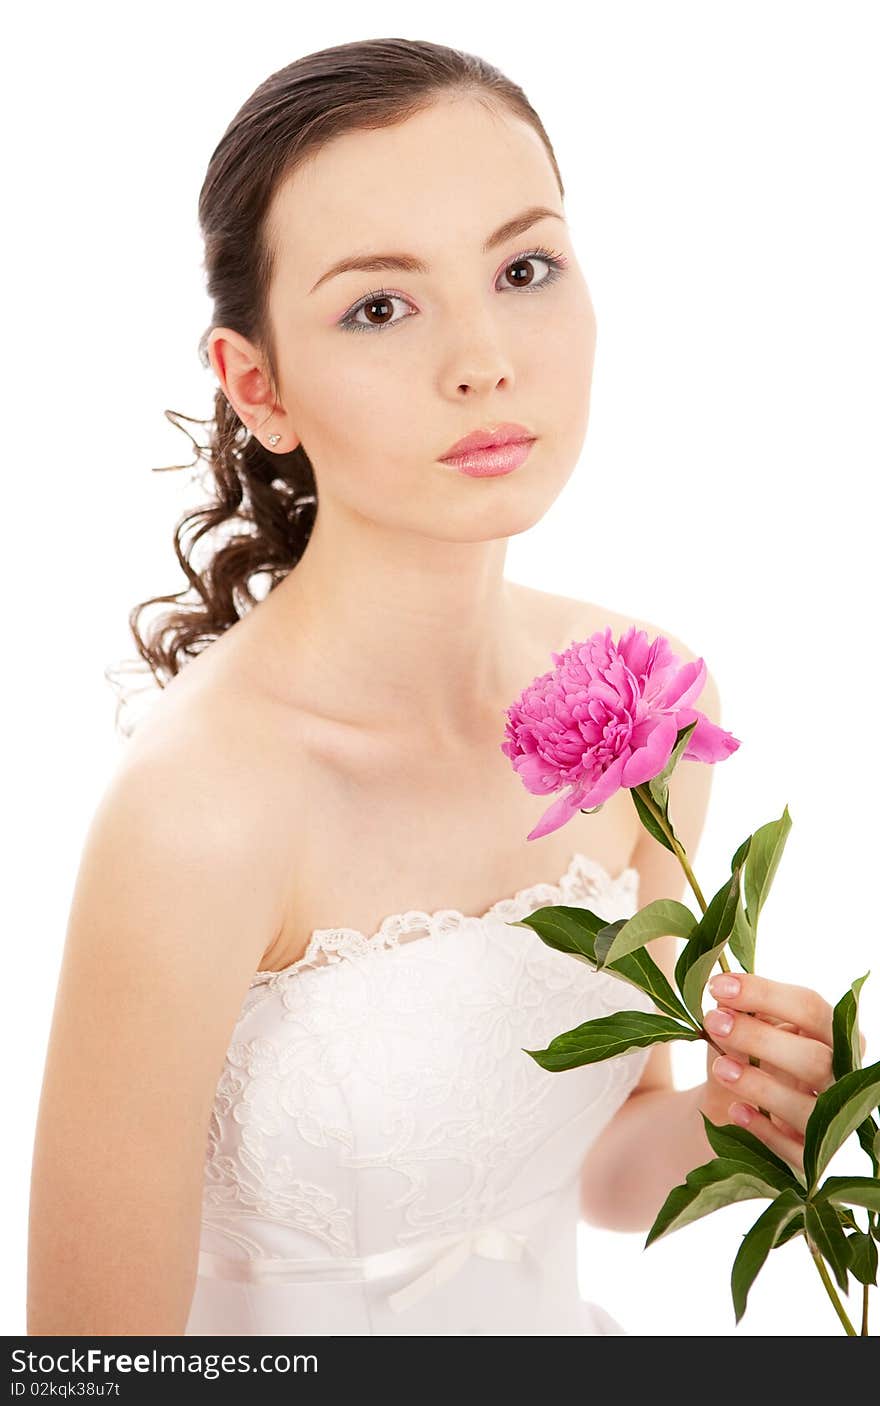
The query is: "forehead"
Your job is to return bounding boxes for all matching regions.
[266,97,560,294]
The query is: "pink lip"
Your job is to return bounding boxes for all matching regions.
[441,439,536,477]
[440,421,535,459]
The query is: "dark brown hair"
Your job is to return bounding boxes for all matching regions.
[106,37,565,736]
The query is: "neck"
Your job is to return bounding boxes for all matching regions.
[262,505,526,746]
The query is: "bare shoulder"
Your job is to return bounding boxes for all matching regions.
[117,671,303,958]
[27,672,299,1331]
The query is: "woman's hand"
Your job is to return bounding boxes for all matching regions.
[699,970,867,1176]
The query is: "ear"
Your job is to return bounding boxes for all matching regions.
[206,327,299,451]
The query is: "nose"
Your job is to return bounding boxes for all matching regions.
[444,326,515,397]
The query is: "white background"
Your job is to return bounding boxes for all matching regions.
[4,0,878,1337]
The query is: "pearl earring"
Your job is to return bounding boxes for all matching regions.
[267,434,281,446]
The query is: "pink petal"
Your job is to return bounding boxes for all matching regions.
[527,786,586,841]
[514,748,561,795]
[620,713,679,787]
[681,712,742,763]
[664,656,707,710]
[576,753,627,809]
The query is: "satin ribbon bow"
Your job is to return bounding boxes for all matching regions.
[197,1184,561,1315]
[386,1223,531,1314]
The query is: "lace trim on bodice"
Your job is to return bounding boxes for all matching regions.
[250,851,638,987]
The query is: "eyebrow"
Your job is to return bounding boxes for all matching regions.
[307,204,566,295]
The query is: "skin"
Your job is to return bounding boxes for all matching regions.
[198,95,855,1202]
[28,93,865,1339]
[700,971,866,1176]
[206,94,596,744]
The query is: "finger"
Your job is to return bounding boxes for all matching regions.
[706,972,833,1046]
[734,1068,804,1138]
[727,1101,805,1177]
[702,1048,808,1139]
[755,1051,818,1099]
[711,1054,816,1136]
[704,1006,834,1093]
[766,1111,803,1141]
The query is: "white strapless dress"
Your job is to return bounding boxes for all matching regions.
[184,852,655,1337]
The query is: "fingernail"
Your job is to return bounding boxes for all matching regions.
[730,1103,753,1126]
[709,974,741,998]
[704,1007,734,1036]
[713,1055,743,1082]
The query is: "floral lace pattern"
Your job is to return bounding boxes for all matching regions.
[198,852,655,1267]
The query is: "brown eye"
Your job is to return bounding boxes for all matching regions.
[362,295,396,327]
[505,257,538,288]
[496,250,564,293]
[341,289,414,334]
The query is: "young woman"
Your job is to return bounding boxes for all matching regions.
[27,37,847,1337]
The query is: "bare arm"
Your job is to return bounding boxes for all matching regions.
[27,744,285,1335]
[579,1081,728,1232]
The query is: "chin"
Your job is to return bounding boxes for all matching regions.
[450,494,563,542]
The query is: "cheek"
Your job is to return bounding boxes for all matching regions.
[538,303,596,431]
[297,354,401,451]
[299,359,417,503]
[532,280,596,380]
[562,283,597,370]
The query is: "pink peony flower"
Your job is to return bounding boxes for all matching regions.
[501,625,740,841]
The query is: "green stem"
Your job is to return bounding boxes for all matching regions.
[634,784,730,973]
[632,786,773,1111]
[809,1246,857,1335]
[859,1209,876,1333]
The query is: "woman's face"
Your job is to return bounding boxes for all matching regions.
[230,95,597,543]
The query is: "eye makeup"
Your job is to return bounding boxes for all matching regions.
[336,245,569,335]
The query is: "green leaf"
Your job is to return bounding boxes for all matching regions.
[775,1211,806,1247]
[731,1188,805,1324]
[742,805,792,933]
[859,1117,880,1177]
[630,785,673,853]
[727,890,756,975]
[645,1158,792,1249]
[699,1113,805,1191]
[726,836,756,972]
[507,903,609,960]
[674,868,743,1023]
[832,971,870,1079]
[605,943,695,1025]
[813,1176,880,1213]
[510,904,695,1025]
[829,973,879,1175]
[523,1009,702,1073]
[803,1060,880,1191]
[805,1201,851,1293]
[593,918,625,968]
[594,897,698,969]
[846,1229,879,1286]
